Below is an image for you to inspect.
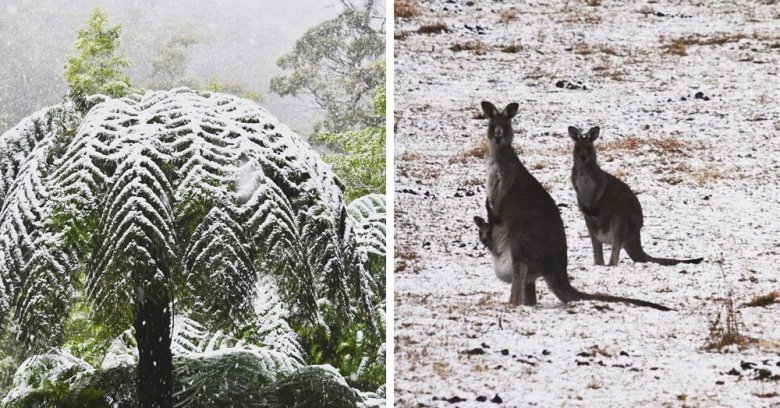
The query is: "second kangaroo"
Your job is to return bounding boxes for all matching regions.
[569,126,703,266]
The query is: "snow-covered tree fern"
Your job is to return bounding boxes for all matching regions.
[0,88,385,406]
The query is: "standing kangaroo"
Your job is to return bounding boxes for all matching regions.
[478,101,670,310]
[569,126,703,266]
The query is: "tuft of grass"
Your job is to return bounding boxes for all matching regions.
[450,40,487,54]
[693,168,722,186]
[418,22,448,34]
[395,31,411,41]
[395,1,421,18]
[661,39,688,56]
[574,43,593,55]
[586,0,602,6]
[501,43,522,53]
[743,290,779,307]
[399,151,422,161]
[499,9,518,26]
[586,378,603,389]
[704,290,756,351]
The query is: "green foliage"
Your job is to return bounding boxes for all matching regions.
[64,8,132,111]
[5,380,107,408]
[0,323,20,398]
[61,301,112,368]
[316,86,386,201]
[270,1,385,134]
[296,303,385,391]
[204,76,263,103]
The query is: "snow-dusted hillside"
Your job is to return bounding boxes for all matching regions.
[394,1,780,406]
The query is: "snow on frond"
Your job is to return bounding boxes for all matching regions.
[171,316,301,376]
[347,194,386,259]
[87,151,178,326]
[15,234,77,354]
[0,103,78,207]
[0,103,78,334]
[102,316,301,379]
[183,206,255,325]
[101,329,137,370]
[252,274,304,361]
[1,349,94,405]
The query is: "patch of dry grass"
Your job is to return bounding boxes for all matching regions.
[418,22,448,34]
[450,138,488,163]
[586,0,602,6]
[600,136,700,157]
[395,0,421,18]
[692,168,722,186]
[399,151,422,161]
[433,361,452,379]
[661,39,688,56]
[450,40,487,54]
[661,32,780,56]
[501,43,522,53]
[743,290,779,307]
[395,246,420,273]
[574,43,593,55]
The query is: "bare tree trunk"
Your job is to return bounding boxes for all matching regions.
[134,289,173,408]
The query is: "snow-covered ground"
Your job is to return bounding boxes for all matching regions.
[393,1,780,406]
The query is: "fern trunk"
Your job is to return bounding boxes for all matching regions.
[134,290,173,408]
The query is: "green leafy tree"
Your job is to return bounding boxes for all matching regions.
[270,0,385,134]
[148,31,202,89]
[64,8,132,111]
[316,85,385,201]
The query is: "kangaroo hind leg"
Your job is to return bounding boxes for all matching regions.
[608,220,628,266]
[509,262,529,306]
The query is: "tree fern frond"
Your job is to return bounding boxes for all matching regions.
[183,206,255,327]
[346,194,386,260]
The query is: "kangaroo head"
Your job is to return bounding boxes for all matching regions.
[481,101,519,148]
[568,126,600,164]
[473,216,493,249]
[473,198,499,250]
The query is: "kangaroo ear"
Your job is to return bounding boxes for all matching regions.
[587,126,600,141]
[503,103,519,119]
[568,126,581,141]
[474,216,486,228]
[481,101,499,119]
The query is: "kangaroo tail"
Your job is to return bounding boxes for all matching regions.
[577,291,672,311]
[624,238,702,266]
[546,275,672,311]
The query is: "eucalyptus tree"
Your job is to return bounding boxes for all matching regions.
[0,89,382,407]
[270,0,385,134]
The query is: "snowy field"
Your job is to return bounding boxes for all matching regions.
[393,0,780,406]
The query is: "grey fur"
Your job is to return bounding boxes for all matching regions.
[569,126,703,267]
[475,199,671,311]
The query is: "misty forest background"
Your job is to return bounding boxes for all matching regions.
[0,0,386,406]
